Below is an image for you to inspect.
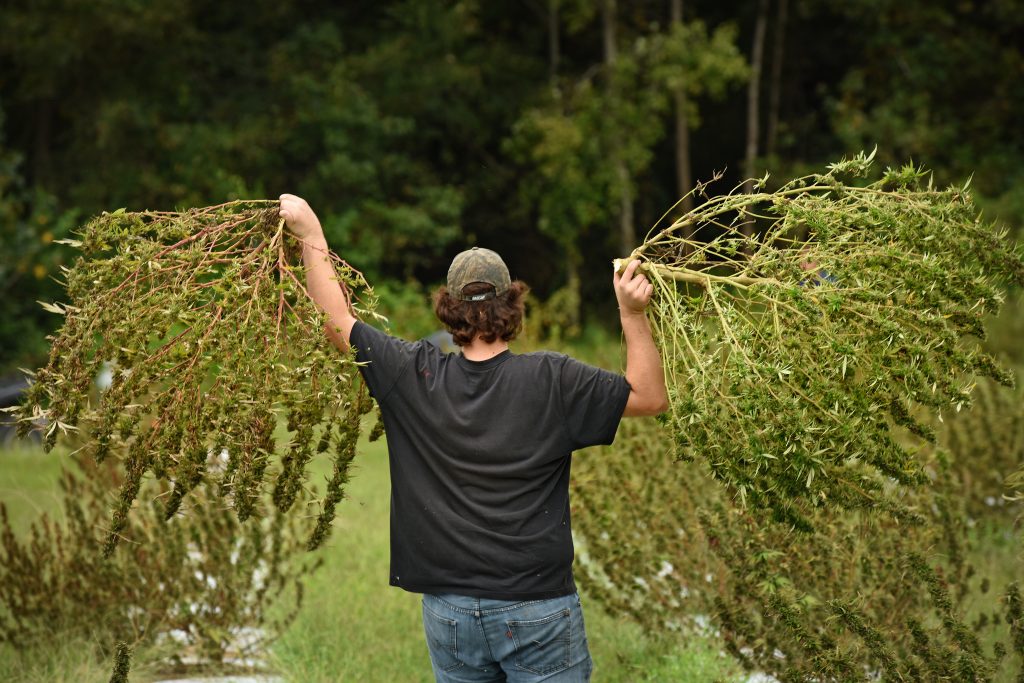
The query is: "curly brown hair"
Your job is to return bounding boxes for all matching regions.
[433,281,530,347]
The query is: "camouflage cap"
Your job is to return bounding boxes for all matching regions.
[447,247,511,301]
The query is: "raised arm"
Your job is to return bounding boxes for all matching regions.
[614,259,669,417]
[279,194,357,353]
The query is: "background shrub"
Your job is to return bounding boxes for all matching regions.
[574,413,1023,680]
[0,452,318,667]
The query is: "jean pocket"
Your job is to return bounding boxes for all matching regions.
[507,606,572,675]
[423,602,463,672]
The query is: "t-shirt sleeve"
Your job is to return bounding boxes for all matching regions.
[558,356,632,450]
[349,320,417,401]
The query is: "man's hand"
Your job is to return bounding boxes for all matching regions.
[614,259,654,316]
[614,259,668,417]
[279,194,324,243]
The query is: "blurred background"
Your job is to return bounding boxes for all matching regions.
[2,0,1022,371]
[2,3,1023,680]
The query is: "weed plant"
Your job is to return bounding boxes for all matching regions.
[0,450,318,669]
[577,154,1024,680]
[9,201,377,553]
[575,416,1024,681]
[629,152,1023,530]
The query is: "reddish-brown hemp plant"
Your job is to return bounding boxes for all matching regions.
[12,200,378,555]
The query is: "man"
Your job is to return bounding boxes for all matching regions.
[280,194,668,682]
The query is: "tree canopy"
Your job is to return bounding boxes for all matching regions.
[2,0,1022,366]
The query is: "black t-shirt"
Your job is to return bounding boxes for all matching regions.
[349,320,631,600]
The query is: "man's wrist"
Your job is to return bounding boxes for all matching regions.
[619,307,648,320]
[300,229,328,249]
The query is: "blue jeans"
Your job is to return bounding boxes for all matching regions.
[421,592,593,682]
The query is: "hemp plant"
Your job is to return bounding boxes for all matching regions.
[620,151,1024,529]
[938,377,1024,520]
[0,454,318,664]
[574,407,1024,680]
[12,201,377,553]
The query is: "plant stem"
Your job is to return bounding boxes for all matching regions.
[629,260,783,289]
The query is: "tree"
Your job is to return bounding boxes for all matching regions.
[0,106,79,369]
[601,0,637,256]
[802,0,1024,226]
[506,2,746,327]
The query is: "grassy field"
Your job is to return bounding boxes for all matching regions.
[0,438,742,683]
[5,429,1016,681]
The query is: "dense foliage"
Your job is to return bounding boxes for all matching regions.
[109,642,131,683]
[2,0,1022,370]
[575,410,1024,681]
[571,155,1024,680]
[939,377,1024,521]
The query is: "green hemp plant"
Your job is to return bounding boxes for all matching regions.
[574,411,1024,680]
[11,201,378,554]
[109,642,131,683]
[0,454,318,665]
[938,377,1024,521]
[619,151,1024,530]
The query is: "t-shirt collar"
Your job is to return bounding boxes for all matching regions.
[456,349,512,371]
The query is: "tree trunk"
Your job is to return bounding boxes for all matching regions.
[549,0,560,87]
[602,0,617,63]
[671,0,693,212]
[743,0,769,199]
[602,0,635,255]
[616,163,635,255]
[670,0,695,259]
[766,0,788,158]
[566,254,581,335]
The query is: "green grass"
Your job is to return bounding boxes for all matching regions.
[269,438,435,682]
[0,437,742,682]
[271,437,742,682]
[0,635,122,683]
[0,441,67,532]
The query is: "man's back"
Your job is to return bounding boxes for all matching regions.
[351,320,629,600]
